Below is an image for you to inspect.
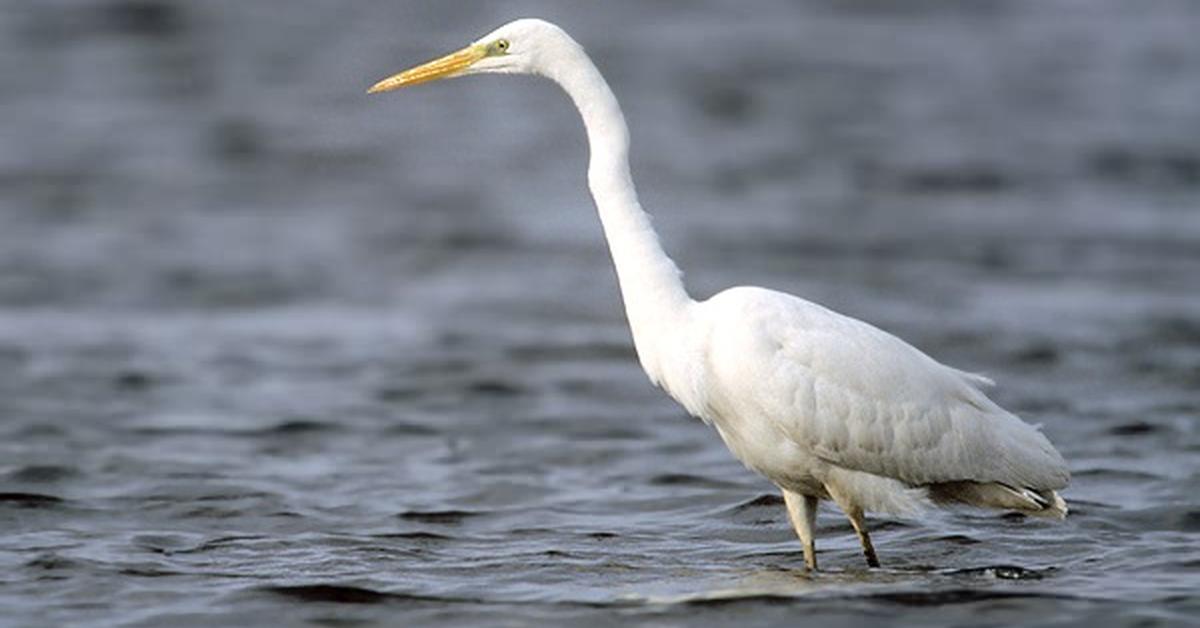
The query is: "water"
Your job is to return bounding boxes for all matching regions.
[1,1,1199,626]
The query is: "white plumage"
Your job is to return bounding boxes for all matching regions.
[369,18,1070,569]
[695,287,1067,505]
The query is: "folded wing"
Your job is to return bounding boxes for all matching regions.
[703,287,1068,491]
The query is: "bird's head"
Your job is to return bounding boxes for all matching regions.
[367,18,571,94]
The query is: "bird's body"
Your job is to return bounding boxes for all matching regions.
[688,286,1066,512]
[369,18,1069,569]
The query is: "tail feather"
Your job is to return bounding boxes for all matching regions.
[928,481,1068,519]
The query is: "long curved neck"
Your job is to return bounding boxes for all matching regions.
[542,43,693,383]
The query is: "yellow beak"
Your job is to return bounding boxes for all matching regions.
[367,44,488,94]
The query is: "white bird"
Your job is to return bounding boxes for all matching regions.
[368,18,1069,570]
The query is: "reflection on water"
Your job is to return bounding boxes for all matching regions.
[1,1,1199,626]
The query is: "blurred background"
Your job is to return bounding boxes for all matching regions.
[1,1,1197,626]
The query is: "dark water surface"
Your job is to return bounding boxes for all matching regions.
[2,1,1199,626]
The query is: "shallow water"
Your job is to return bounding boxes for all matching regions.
[2,1,1199,626]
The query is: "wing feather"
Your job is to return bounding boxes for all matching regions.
[701,287,1068,491]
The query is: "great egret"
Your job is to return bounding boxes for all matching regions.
[368,18,1069,570]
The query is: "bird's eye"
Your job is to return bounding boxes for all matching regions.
[495,39,510,52]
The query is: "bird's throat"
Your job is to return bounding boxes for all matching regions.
[548,38,693,384]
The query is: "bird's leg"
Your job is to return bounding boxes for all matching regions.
[825,483,882,568]
[782,489,819,571]
[845,508,880,568]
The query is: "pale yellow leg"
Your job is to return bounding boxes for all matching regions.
[824,482,883,568]
[844,507,880,568]
[782,489,819,571]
